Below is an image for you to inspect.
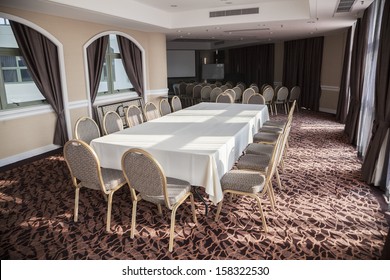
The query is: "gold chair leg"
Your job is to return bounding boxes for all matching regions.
[253,194,268,233]
[266,182,276,211]
[74,187,80,222]
[130,200,137,239]
[106,192,114,232]
[268,182,277,211]
[169,204,179,252]
[275,168,283,190]
[215,198,224,222]
[157,204,163,216]
[190,193,197,223]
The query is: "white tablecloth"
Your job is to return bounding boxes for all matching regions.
[90,102,269,204]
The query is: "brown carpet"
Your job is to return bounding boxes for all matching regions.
[0,110,388,259]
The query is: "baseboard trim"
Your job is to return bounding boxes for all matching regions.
[0,144,61,168]
[319,107,337,114]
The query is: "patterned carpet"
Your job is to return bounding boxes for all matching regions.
[0,110,389,259]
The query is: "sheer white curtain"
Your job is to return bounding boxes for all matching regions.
[357,0,385,158]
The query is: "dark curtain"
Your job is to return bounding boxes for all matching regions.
[86,35,108,104]
[362,0,390,189]
[336,27,352,124]
[10,21,68,146]
[116,35,144,97]
[344,9,371,145]
[283,37,324,111]
[226,44,274,86]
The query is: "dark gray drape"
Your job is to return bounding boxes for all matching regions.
[336,27,352,124]
[226,44,274,86]
[344,10,371,145]
[86,35,108,104]
[362,0,390,189]
[116,35,144,97]
[283,37,324,111]
[10,20,68,146]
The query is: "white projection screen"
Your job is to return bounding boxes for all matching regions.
[167,50,196,78]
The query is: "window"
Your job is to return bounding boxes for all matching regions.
[97,34,133,95]
[0,18,45,110]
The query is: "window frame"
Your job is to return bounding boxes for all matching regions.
[0,31,46,110]
[97,35,135,96]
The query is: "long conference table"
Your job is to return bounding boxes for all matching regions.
[90,102,269,205]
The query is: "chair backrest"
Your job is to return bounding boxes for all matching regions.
[159,98,172,116]
[224,89,236,101]
[289,86,301,101]
[216,92,234,103]
[220,85,228,91]
[64,139,104,192]
[265,133,284,186]
[172,83,180,96]
[276,86,289,101]
[262,87,274,103]
[242,88,255,104]
[74,117,100,145]
[126,105,144,127]
[185,84,195,97]
[122,148,170,207]
[251,85,259,93]
[232,86,242,101]
[274,85,282,95]
[210,87,223,102]
[192,84,202,100]
[200,86,212,101]
[144,102,161,121]
[261,84,271,92]
[247,93,266,105]
[178,82,187,96]
[236,83,245,93]
[102,111,123,135]
[171,96,182,112]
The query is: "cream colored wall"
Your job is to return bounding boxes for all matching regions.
[320,31,346,114]
[0,112,57,157]
[0,6,167,162]
[145,33,168,104]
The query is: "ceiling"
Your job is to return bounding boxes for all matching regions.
[0,0,374,47]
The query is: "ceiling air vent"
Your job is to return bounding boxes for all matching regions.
[335,0,356,13]
[210,7,259,18]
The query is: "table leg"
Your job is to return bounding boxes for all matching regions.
[192,186,208,215]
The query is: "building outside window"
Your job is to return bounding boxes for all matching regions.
[97,34,133,96]
[0,18,45,110]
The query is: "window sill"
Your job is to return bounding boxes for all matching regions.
[0,104,54,121]
[94,91,139,106]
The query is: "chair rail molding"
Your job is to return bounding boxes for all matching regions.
[321,85,340,93]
